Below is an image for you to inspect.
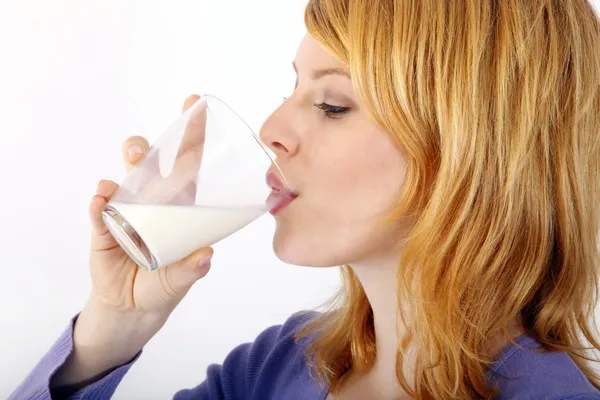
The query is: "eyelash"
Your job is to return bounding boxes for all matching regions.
[281,97,350,119]
[314,102,350,118]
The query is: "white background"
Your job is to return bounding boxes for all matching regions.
[0,0,341,398]
[1,1,599,399]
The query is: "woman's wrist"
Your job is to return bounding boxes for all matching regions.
[52,298,165,387]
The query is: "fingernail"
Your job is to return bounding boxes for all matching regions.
[198,257,211,268]
[128,145,143,157]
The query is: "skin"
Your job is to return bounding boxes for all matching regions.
[52,35,523,399]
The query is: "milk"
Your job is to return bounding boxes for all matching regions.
[108,202,265,268]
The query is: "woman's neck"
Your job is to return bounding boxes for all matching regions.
[348,254,410,399]
[346,254,525,399]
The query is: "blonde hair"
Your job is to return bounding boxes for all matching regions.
[298,0,600,398]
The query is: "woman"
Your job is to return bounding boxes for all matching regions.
[11,0,600,399]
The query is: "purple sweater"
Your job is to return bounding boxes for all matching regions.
[10,311,600,400]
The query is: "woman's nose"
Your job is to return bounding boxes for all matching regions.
[259,106,299,159]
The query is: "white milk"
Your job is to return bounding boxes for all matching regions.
[109,202,265,267]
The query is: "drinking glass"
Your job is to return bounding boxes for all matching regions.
[101,95,293,271]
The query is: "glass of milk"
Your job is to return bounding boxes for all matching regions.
[101,95,293,271]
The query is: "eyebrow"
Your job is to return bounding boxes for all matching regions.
[292,61,351,80]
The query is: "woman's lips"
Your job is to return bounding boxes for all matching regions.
[266,172,298,214]
[267,190,298,215]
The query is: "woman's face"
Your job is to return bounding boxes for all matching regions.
[260,35,408,268]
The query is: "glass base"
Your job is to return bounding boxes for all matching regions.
[101,205,158,271]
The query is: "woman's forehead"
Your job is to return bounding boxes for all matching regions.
[293,34,347,74]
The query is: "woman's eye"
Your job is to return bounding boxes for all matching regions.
[314,102,350,119]
[280,98,350,119]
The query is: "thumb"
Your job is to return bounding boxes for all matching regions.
[164,247,214,295]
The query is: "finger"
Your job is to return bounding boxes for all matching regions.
[89,179,119,234]
[178,95,206,160]
[122,136,150,173]
[164,247,214,294]
[121,92,200,172]
[173,97,207,180]
[182,94,200,113]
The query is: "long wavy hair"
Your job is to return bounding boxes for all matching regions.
[296,0,600,398]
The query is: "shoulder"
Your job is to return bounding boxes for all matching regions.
[261,310,320,344]
[175,311,324,400]
[201,310,324,399]
[242,310,320,370]
[489,334,600,399]
[218,309,320,369]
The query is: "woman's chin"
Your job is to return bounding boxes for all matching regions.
[271,223,348,267]
[272,236,341,268]
[271,234,304,265]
